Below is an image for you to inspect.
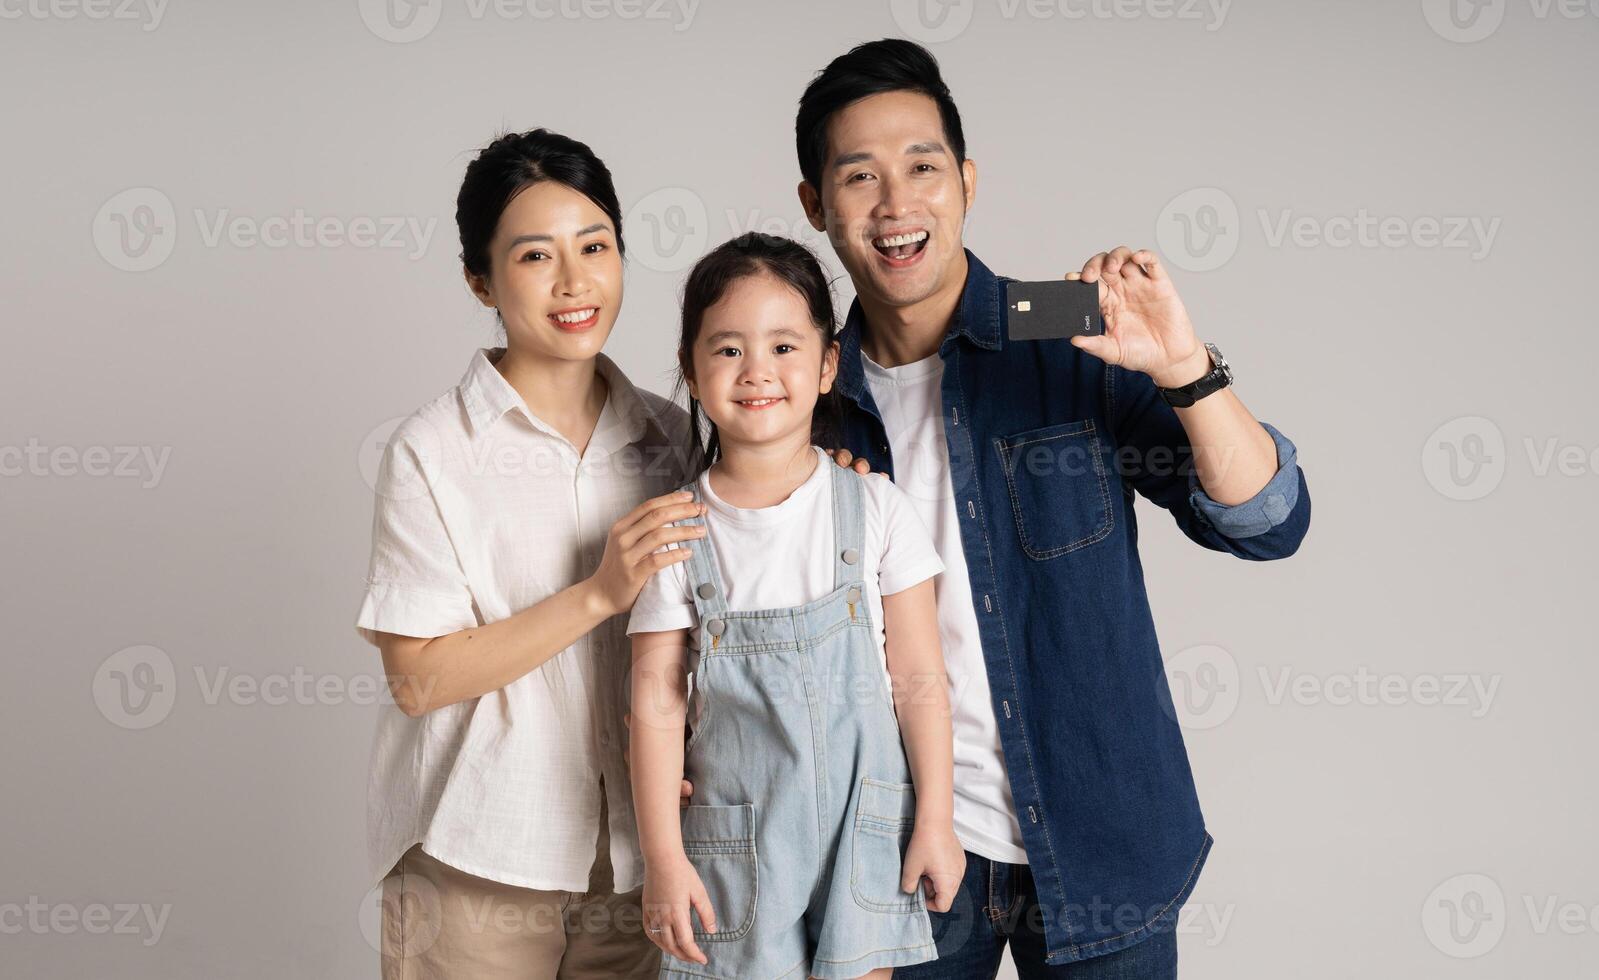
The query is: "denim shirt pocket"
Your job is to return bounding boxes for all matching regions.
[993,419,1115,560]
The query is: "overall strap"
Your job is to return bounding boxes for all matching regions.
[829,461,866,591]
[677,479,730,623]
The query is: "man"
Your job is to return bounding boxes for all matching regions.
[793,39,1310,978]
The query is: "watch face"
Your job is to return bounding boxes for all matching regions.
[1206,343,1232,383]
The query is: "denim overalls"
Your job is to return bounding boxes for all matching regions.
[660,462,937,980]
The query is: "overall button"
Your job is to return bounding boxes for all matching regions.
[846,586,863,604]
[841,548,860,565]
[697,583,716,600]
[705,619,726,637]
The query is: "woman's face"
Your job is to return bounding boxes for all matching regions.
[468,181,623,363]
[687,273,838,451]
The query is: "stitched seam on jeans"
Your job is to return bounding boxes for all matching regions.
[812,937,938,965]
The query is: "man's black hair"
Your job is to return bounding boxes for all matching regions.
[795,38,967,190]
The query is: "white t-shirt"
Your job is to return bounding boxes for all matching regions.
[627,447,944,679]
[863,349,1030,864]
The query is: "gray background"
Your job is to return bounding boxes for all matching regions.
[2,0,1595,976]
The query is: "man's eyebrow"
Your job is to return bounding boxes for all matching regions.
[830,142,949,170]
[505,223,611,248]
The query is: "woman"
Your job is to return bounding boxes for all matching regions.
[355,129,706,979]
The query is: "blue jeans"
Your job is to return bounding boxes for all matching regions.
[895,851,1179,979]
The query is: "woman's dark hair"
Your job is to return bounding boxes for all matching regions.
[455,128,625,281]
[794,37,967,191]
[676,233,841,475]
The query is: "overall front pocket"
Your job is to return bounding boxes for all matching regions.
[993,419,1114,560]
[850,778,925,914]
[680,802,758,942]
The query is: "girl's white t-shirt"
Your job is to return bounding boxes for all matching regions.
[627,446,945,666]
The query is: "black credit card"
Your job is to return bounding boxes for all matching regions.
[1005,279,1104,341]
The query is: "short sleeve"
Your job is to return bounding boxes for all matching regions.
[866,476,946,596]
[626,541,697,636]
[354,420,478,646]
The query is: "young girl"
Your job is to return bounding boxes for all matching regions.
[628,234,966,980]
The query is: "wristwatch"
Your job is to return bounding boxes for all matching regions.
[1157,342,1233,408]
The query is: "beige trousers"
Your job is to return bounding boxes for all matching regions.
[380,799,658,980]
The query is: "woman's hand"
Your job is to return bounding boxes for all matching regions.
[902,822,966,913]
[643,854,717,964]
[588,491,707,617]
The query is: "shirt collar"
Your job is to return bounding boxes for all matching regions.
[459,347,668,447]
[836,249,1002,405]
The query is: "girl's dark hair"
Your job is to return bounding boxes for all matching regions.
[455,128,625,281]
[676,233,841,476]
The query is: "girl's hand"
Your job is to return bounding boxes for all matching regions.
[643,854,717,964]
[589,491,707,617]
[902,823,966,913]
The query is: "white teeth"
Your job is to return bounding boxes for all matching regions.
[552,309,597,323]
[737,398,782,407]
[873,231,929,248]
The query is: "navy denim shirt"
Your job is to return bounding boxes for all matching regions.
[833,251,1310,963]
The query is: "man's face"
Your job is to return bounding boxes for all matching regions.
[801,90,976,311]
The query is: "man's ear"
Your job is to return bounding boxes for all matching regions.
[798,180,826,234]
[819,339,840,394]
[961,158,978,214]
[464,267,495,308]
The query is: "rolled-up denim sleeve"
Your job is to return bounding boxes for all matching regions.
[1107,362,1310,560]
[1186,422,1299,538]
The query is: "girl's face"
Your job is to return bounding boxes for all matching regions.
[467,181,623,363]
[686,272,838,452]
